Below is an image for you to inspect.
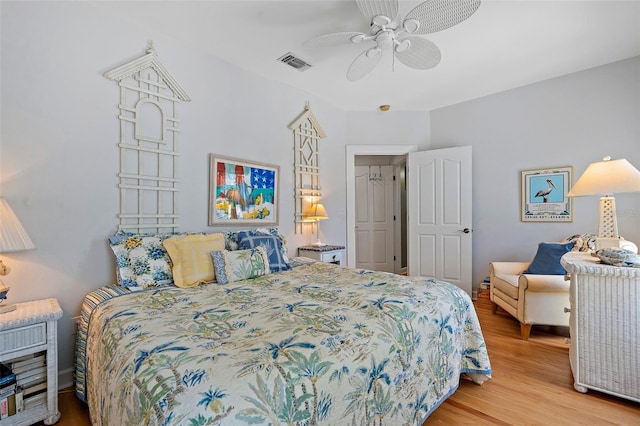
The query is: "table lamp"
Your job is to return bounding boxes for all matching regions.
[567,157,640,251]
[304,202,329,247]
[0,197,36,314]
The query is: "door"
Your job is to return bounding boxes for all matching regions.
[407,146,473,295]
[354,165,395,272]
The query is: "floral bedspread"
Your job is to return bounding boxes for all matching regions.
[86,261,491,425]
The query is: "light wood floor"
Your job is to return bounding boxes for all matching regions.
[40,290,639,426]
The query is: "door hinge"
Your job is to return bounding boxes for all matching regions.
[393,215,396,221]
[394,255,396,261]
[393,175,396,181]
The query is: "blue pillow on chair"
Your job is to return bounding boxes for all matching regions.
[525,241,575,275]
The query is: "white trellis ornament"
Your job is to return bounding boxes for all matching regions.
[288,104,326,234]
[104,42,191,234]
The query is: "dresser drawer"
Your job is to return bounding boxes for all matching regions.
[320,251,343,265]
[0,322,47,356]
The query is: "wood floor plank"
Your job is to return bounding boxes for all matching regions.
[425,291,640,425]
[39,289,640,425]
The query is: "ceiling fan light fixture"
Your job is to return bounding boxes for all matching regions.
[371,15,392,26]
[403,18,420,33]
[366,48,382,58]
[350,34,367,43]
[395,39,411,52]
[379,104,390,111]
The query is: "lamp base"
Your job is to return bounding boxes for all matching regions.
[311,241,327,247]
[0,304,16,314]
[597,195,618,239]
[595,237,623,251]
[596,237,639,253]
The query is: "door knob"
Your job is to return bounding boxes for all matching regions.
[459,228,471,234]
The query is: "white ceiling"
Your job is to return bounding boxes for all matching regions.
[97,0,640,112]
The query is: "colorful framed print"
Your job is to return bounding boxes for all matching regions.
[521,166,573,222]
[209,154,279,226]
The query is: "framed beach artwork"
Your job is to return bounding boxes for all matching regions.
[209,154,279,226]
[521,166,573,222]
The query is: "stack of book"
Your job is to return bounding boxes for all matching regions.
[0,351,48,418]
[481,276,491,290]
[0,363,17,419]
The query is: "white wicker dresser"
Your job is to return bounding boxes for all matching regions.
[561,252,639,403]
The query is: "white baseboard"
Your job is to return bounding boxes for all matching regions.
[58,367,74,390]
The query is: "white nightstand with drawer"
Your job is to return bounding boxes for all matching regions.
[298,245,345,265]
[0,298,63,425]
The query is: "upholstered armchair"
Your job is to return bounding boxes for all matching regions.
[488,237,591,339]
[489,261,570,339]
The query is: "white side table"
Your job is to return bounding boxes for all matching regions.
[298,245,345,265]
[561,252,640,403]
[0,298,63,425]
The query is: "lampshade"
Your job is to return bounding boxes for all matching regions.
[304,203,329,221]
[567,158,640,197]
[0,197,35,253]
[304,202,329,247]
[0,197,35,314]
[567,157,640,244]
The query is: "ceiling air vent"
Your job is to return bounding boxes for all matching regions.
[278,52,312,71]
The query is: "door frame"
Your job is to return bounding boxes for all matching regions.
[345,145,418,268]
[393,161,407,275]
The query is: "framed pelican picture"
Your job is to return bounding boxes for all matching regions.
[521,166,573,222]
[209,154,279,226]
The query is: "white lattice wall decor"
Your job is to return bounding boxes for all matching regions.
[104,43,191,234]
[288,105,326,233]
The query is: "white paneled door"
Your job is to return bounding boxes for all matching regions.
[355,165,395,272]
[407,146,473,296]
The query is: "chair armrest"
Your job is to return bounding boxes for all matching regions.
[489,262,530,277]
[519,274,569,292]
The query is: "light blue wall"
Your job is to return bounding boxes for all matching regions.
[430,56,640,288]
[0,1,429,380]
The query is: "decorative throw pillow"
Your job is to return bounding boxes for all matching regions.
[237,231,291,272]
[108,233,177,289]
[163,233,226,287]
[525,241,575,275]
[595,247,640,267]
[224,227,289,255]
[211,247,270,284]
[564,234,597,252]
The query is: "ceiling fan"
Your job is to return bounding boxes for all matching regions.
[303,0,481,81]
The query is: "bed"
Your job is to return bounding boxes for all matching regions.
[75,229,491,425]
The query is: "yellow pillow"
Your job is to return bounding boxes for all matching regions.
[163,233,226,287]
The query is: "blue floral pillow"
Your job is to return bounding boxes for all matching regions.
[108,233,177,289]
[596,248,640,267]
[237,231,291,272]
[525,241,575,275]
[211,248,270,284]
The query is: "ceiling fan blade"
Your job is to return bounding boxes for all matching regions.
[394,36,441,70]
[347,48,383,81]
[404,0,481,35]
[356,0,399,24]
[303,31,368,48]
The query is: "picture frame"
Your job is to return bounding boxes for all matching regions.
[209,154,279,226]
[521,166,573,222]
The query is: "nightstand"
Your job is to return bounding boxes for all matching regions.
[0,298,63,425]
[298,245,345,265]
